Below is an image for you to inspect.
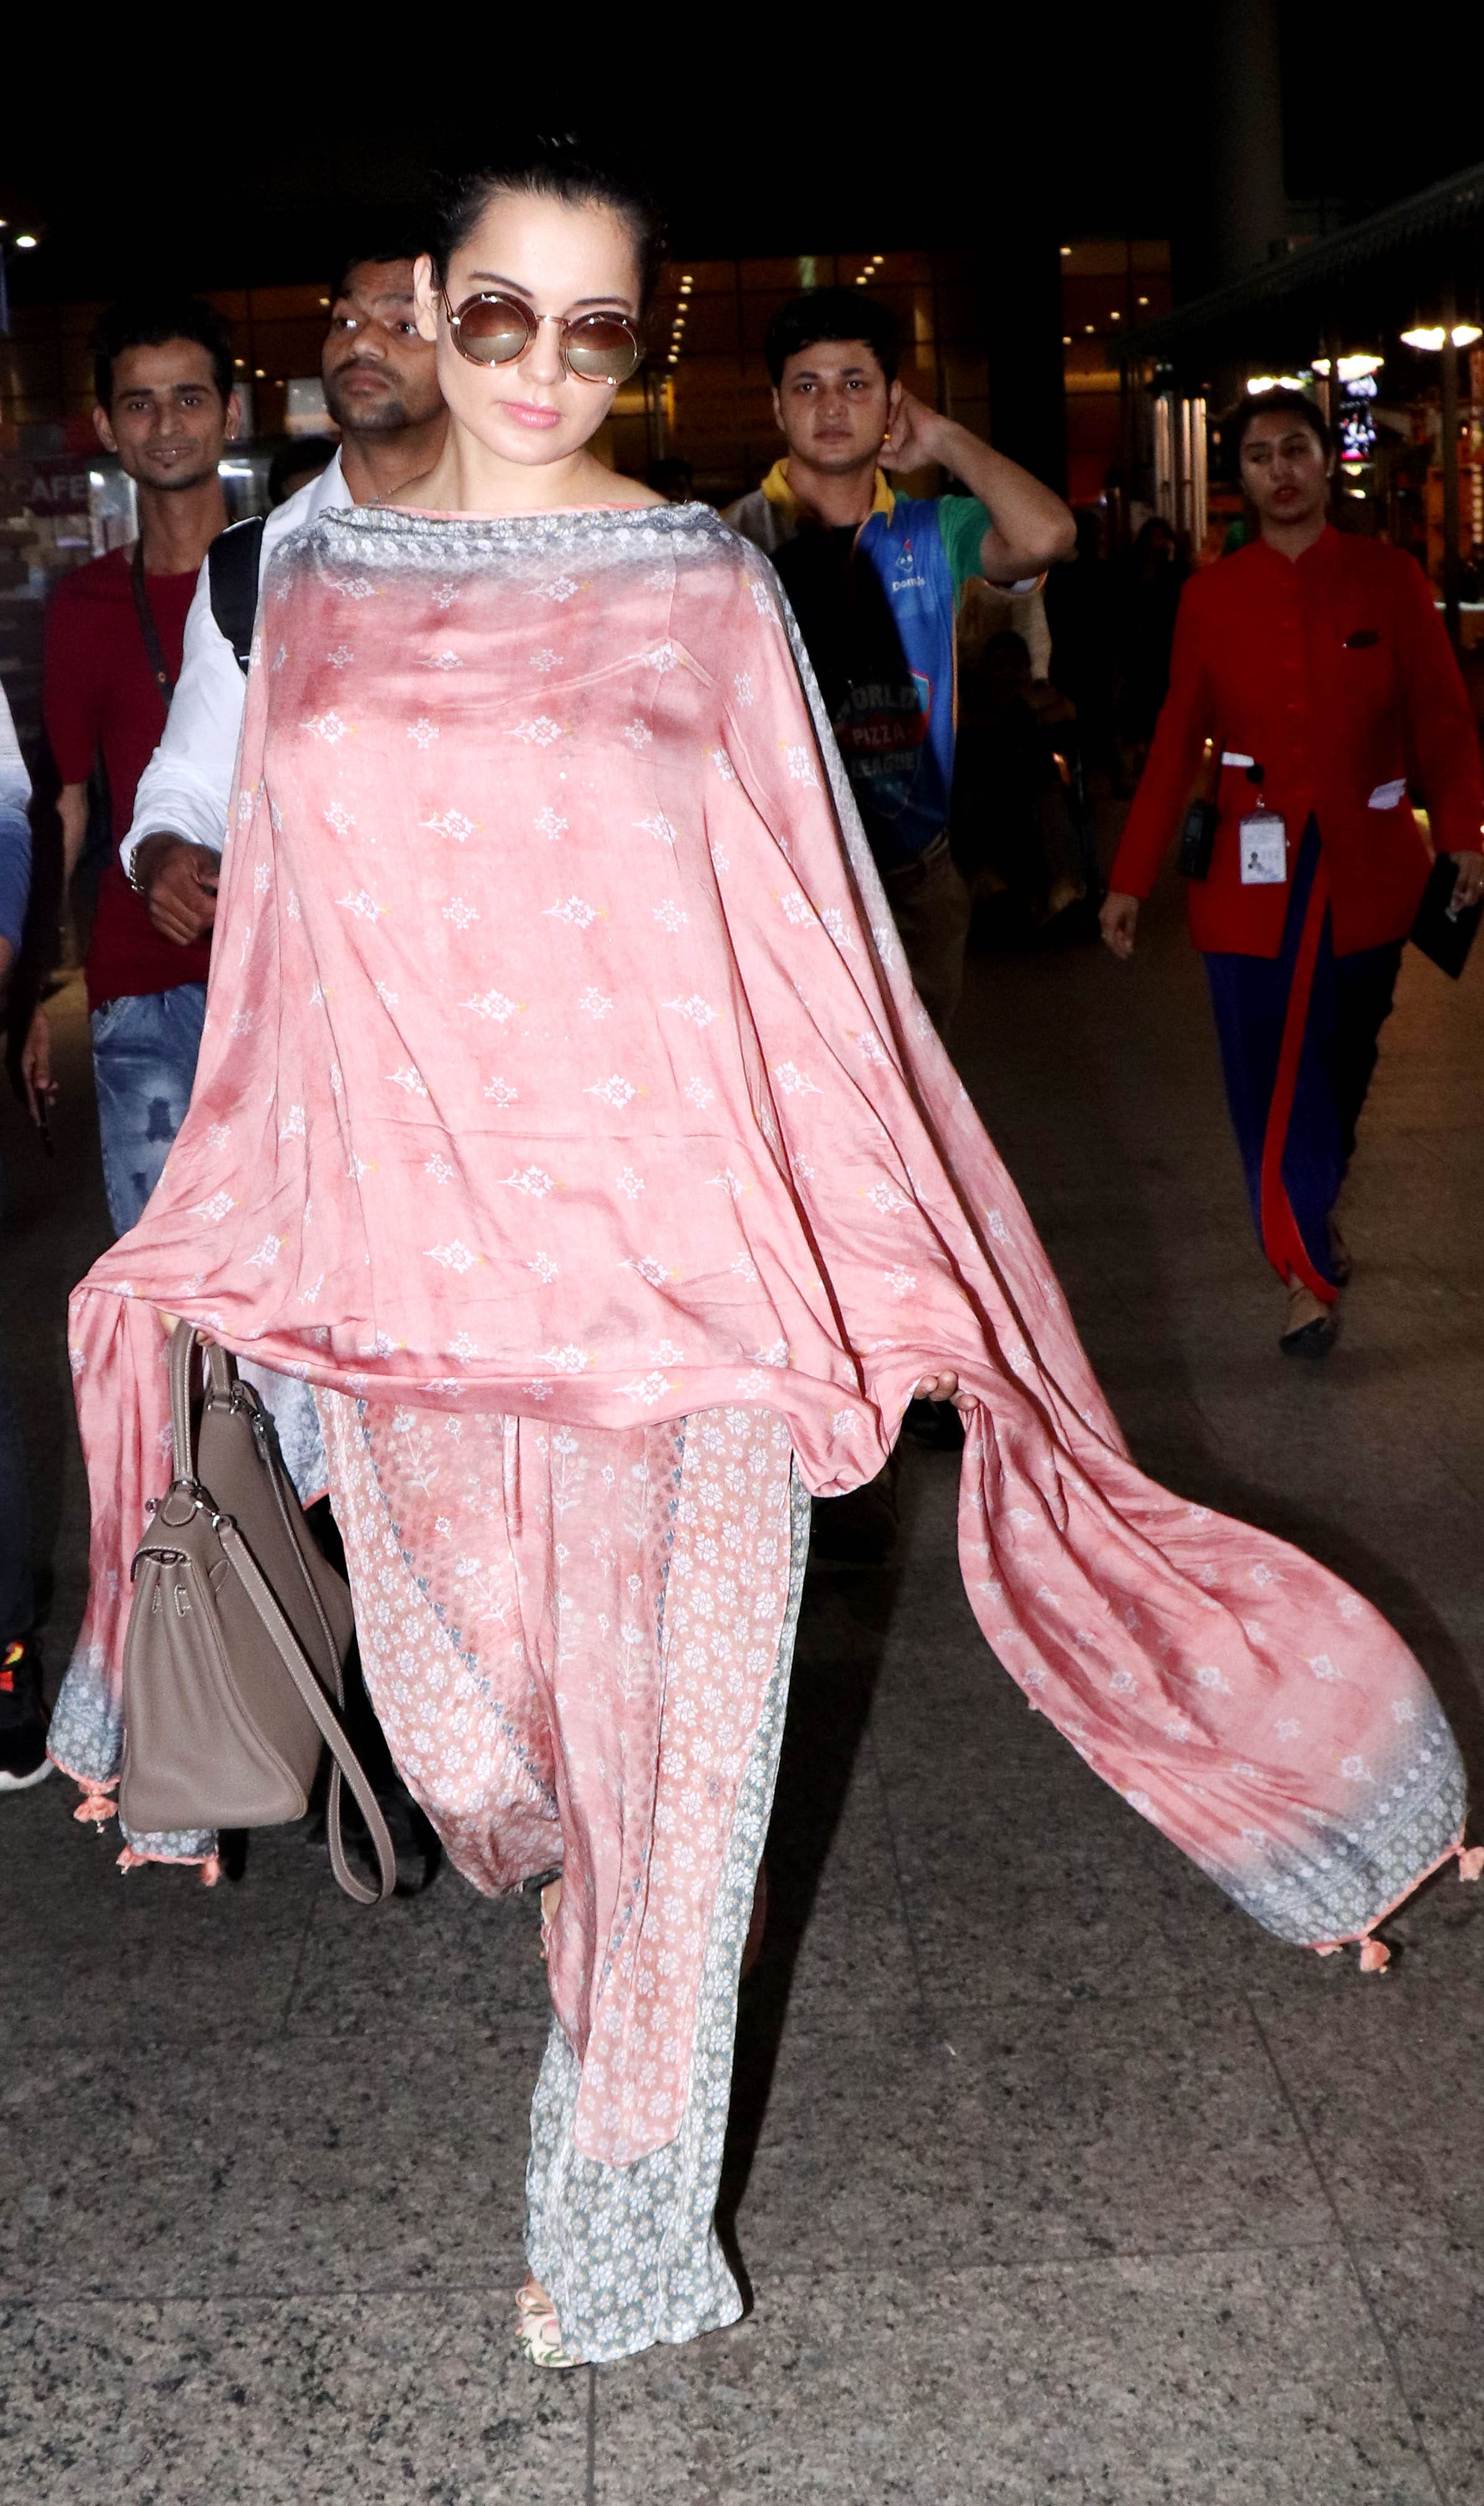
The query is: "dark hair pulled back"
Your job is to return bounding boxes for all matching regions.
[1228,386,1333,469]
[430,135,666,311]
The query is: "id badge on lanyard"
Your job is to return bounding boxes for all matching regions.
[1239,807,1288,885]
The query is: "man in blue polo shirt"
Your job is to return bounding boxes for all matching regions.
[728,289,1074,1039]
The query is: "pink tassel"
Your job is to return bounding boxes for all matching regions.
[1358,1936,1391,1973]
[1313,1943,1342,1958]
[117,1844,223,1883]
[74,1788,118,1826]
[1458,1846,1484,1883]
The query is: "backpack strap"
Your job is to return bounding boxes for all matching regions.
[207,514,267,675]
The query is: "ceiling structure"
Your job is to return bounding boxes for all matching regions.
[3,32,1480,310]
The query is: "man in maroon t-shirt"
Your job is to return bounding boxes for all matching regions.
[39,296,240,1233]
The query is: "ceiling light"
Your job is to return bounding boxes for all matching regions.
[254,368,266,379]
[1398,324,1478,351]
[1246,373,1309,393]
[1313,352,1384,380]
[319,295,330,307]
[856,274,869,285]
[1062,334,1072,345]
[0,220,8,232]
[1137,294,1149,306]
[1111,310,1121,319]
[15,233,37,249]
[872,254,884,265]
[1084,324,1094,334]
[1060,244,1071,257]
[234,357,247,368]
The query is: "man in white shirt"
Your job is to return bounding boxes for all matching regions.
[125,249,446,934]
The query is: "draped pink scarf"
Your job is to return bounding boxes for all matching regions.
[53,503,1468,2002]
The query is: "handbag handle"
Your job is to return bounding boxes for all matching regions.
[168,1316,203,1487]
[217,1518,397,1904]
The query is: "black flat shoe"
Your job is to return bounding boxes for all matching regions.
[1280,1314,1337,1360]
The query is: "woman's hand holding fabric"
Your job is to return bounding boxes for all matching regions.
[1449,851,1484,914]
[915,1371,973,1411]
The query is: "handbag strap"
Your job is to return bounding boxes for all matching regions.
[130,541,176,714]
[218,1517,397,1904]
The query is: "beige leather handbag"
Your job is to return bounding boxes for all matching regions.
[119,1323,396,1904]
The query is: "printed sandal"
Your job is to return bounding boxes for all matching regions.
[516,2275,580,2371]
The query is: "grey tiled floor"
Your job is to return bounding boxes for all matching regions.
[4,873,1483,2504]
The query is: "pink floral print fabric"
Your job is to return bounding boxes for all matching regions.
[52,502,1465,1993]
[316,1390,796,2162]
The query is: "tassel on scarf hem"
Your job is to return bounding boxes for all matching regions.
[116,1844,222,1885]
[1311,1829,1477,1970]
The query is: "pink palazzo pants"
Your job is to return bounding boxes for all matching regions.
[316,1390,808,2362]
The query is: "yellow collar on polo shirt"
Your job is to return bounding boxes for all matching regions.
[764,459,896,522]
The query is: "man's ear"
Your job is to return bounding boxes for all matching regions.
[223,389,244,444]
[771,384,784,436]
[886,377,904,425]
[92,402,118,455]
[412,254,441,346]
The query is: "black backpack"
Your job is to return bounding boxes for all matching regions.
[207,515,267,676]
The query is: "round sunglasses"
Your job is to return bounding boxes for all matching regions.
[440,288,643,386]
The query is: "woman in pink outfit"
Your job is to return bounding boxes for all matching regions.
[51,144,1472,2368]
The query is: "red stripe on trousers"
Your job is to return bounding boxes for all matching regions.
[1258,853,1337,1304]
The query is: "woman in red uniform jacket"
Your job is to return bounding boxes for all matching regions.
[1102,389,1484,1356]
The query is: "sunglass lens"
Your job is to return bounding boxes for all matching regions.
[564,314,642,383]
[453,295,533,365]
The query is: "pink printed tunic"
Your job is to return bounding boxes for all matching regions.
[52,505,1469,2125]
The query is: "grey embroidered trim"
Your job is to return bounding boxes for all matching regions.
[278,497,739,588]
[1191,1699,1465,1944]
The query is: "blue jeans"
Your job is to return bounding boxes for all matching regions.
[91,983,208,1237]
[88,980,329,1500]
